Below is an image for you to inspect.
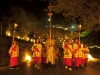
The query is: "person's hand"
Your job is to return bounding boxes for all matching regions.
[74,49,78,53]
[79,44,81,48]
[9,52,13,56]
[36,48,39,52]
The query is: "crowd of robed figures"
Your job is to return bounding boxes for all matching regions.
[62,39,89,71]
[8,36,89,71]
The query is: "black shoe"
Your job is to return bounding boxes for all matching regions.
[75,67,79,70]
[79,66,82,68]
[15,65,20,69]
[84,64,87,67]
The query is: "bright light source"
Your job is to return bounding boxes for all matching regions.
[48,18,50,21]
[88,54,93,60]
[25,55,31,61]
[31,39,33,42]
[17,36,20,39]
[71,26,75,28]
[26,37,30,41]
[6,31,11,36]
[14,23,18,28]
[78,24,81,29]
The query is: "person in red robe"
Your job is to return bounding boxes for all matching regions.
[81,43,90,67]
[62,39,73,71]
[55,46,59,66]
[73,38,82,69]
[42,44,47,64]
[31,38,42,69]
[8,41,19,69]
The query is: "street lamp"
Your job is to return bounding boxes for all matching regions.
[12,22,18,42]
[47,3,53,39]
[78,24,81,44]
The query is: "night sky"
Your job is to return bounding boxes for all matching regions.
[0,0,66,26]
[0,0,48,18]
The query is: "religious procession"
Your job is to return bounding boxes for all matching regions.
[8,32,90,72]
[30,35,90,71]
[7,1,89,72]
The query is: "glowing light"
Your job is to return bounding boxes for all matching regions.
[33,39,35,43]
[88,54,93,60]
[78,24,81,29]
[17,36,20,39]
[26,37,30,41]
[88,54,99,62]
[6,31,11,36]
[21,38,24,40]
[25,55,31,61]
[88,45,100,49]
[42,42,45,43]
[48,18,50,21]
[31,39,33,42]
[42,39,44,41]
[63,28,68,31]
[14,23,18,28]
[63,43,64,46]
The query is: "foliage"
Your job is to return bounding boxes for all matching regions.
[51,0,100,31]
[80,30,90,37]
[81,30,100,45]
[28,32,34,40]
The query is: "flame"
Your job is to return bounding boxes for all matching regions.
[25,55,31,61]
[88,54,93,60]
[6,31,11,36]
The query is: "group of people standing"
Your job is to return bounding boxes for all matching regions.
[31,36,90,71]
[8,36,89,71]
[62,39,90,71]
[31,35,56,69]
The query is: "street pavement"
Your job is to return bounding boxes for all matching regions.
[0,61,100,75]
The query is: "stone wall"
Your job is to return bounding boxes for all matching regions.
[0,37,33,67]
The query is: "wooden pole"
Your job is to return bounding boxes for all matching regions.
[1,22,2,38]
[47,3,53,39]
[47,3,53,45]
[78,24,81,44]
[12,23,18,42]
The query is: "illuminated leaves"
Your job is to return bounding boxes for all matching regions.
[80,30,90,37]
[52,0,100,31]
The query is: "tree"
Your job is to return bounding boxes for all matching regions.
[51,0,100,31]
[7,5,38,38]
[0,16,9,37]
[28,32,34,41]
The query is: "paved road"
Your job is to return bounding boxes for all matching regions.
[0,61,100,75]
